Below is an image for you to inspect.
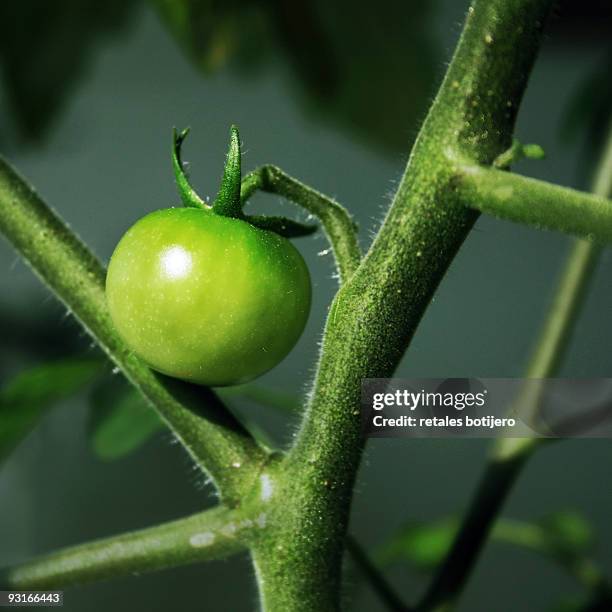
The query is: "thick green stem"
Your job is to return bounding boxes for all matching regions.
[241,165,361,283]
[1,506,250,589]
[417,109,612,612]
[0,158,267,503]
[252,1,552,610]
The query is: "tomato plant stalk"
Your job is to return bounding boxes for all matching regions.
[2,0,612,610]
[249,1,553,608]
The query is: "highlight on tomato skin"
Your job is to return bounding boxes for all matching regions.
[105,207,312,387]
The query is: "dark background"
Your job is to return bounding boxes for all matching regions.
[1,0,611,610]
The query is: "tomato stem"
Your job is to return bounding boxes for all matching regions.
[241,165,361,283]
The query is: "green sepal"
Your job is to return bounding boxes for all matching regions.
[172,127,207,209]
[245,215,317,238]
[172,126,316,238]
[212,125,243,217]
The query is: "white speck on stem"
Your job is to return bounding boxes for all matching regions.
[189,532,215,548]
[260,474,274,502]
[256,513,267,529]
[221,523,237,537]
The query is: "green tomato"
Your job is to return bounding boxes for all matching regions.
[106,208,311,386]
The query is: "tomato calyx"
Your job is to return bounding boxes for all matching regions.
[213,125,243,218]
[172,127,207,210]
[172,126,316,238]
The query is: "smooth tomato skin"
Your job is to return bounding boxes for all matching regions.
[106,208,311,386]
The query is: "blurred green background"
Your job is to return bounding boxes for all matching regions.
[1,0,612,610]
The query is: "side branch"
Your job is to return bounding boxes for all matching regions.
[457,164,612,242]
[418,120,612,612]
[241,165,361,283]
[346,537,410,612]
[416,449,532,612]
[1,507,248,589]
[0,158,267,502]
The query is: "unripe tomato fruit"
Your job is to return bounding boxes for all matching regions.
[106,208,311,386]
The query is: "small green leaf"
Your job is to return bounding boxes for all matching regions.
[377,518,457,570]
[212,125,243,218]
[172,127,207,209]
[522,143,546,160]
[245,215,318,238]
[380,512,595,576]
[547,595,588,612]
[493,139,545,168]
[87,381,299,462]
[490,518,547,553]
[539,511,593,557]
[0,358,101,464]
[89,382,165,461]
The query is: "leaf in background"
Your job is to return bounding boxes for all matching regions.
[538,511,593,558]
[304,0,437,153]
[0,0,139,142]
[380,511,595,572]
[238,419,275,449]
[152,0,272,74]
[561,51,612,143]
[0,303,88,366]
[89,380,165,461]
[547,594,612,612]
[219,384,301,447]
[220,384,301,447]
[377,518,458,571]
[218,384,300,413]
[547,596,589,612]
[560,48,612,187]
[153,0,438,155]
[88,380,298,461]
[0,358,101,464]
